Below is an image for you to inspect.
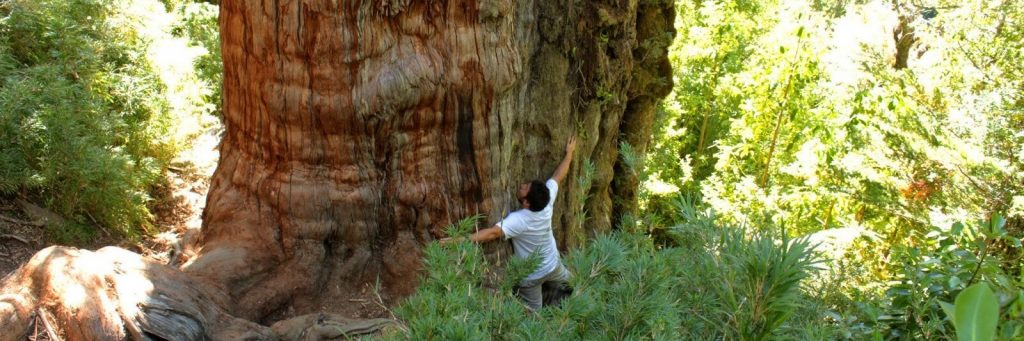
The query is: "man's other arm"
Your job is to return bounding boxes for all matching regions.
[469,226,504,243]
[440,225,504,245]
[551,136,577,184]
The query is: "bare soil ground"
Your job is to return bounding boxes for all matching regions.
[0,202,66,278]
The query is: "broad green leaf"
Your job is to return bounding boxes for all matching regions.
[952,222,965,236]
[940,301,956,320]
[953,283,999,341]
[948,276,962,290]
[989,214,1006,235]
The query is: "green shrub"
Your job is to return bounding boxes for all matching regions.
[391,199,829,340]
[170,1,220,117]
[389,216,540,339]
[664,198,827,340]
[0,0,215,239]
[813,215,1024,339]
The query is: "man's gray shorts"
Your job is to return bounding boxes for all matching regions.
[515,264,572,311]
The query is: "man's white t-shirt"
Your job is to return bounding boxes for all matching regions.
[498,179,561,281]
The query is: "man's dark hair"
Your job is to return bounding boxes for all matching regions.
[526,180,550,212]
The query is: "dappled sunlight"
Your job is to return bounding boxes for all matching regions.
[178,125,222,178]
[34,247,158,312]
[643,174,680,196]
[652,0,1022,337]
[820,0,899,95]
[123,0,219,149]
[805,225,877,261]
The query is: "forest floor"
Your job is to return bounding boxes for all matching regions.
[0,160,209,278]
[0,128,219,277]
[0,129,392,324]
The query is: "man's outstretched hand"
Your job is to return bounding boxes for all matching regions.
[553,135,578,184]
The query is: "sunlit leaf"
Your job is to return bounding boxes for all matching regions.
[952,283,999,341]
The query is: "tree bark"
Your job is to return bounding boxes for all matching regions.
[1,0,675,338]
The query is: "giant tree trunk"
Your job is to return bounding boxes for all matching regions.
[1,0,674,338]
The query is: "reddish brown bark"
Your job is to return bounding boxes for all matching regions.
[180,0,523,322]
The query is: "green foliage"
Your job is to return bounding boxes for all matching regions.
[803,214,1024,339]
[947,283,999,341]
[708,228,822,339]
[663,198,827,340]
[0,0,218,239]
[643,0,1024,339]
[395,200,828,340]
[389,215,540,340]
[170,1,220,117]
[652,0,1019,237]
[647,0,771,196]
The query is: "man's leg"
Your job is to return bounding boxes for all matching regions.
[541,264,573,307]
[552,264,571,282]
[515,278,544,311]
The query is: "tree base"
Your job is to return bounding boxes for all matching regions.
[0,246,395,340]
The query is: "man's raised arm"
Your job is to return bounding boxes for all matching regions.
[551,136,577,184]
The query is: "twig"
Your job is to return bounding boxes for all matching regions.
[37,308,59,341]
[954,164,1003,208]
[0,234,30,245]
[368,282,407,333]
[84,212,112,238]
[966,246,989,287]
[967,238,990,287]
[30,309,40,341]
[0,213,41,227]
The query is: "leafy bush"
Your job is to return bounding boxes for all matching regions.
[389,216,541,339]
[391,200,828,340]
[170,1,220,117]
[646,0,1024,337]
[945,283,999,341]
[0,0,216,239]
[814,216,1024,339]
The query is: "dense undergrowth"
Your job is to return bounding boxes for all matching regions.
[0,0,218,240]
[391,203,826,340]
[638,0,1023,339]
[394,199,1023,340]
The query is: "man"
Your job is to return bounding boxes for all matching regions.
[442,136,577,311]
